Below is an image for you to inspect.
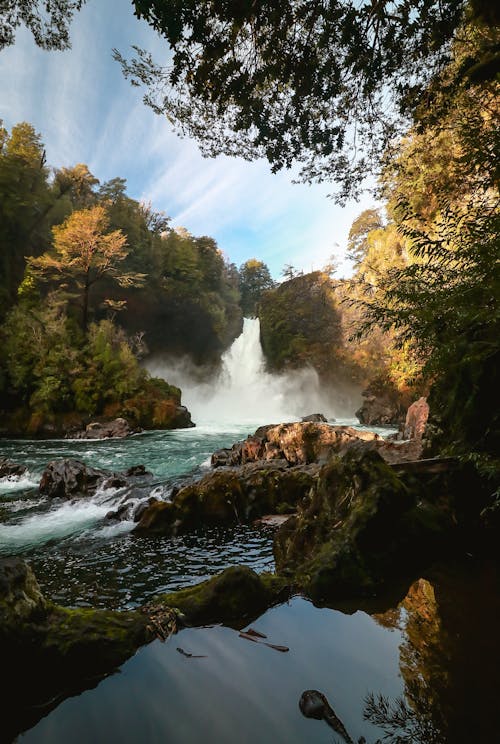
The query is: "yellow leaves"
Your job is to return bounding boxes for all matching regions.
[52,205,128,272]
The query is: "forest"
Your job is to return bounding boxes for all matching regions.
[0,2,499,742]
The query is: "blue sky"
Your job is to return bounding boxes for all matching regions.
[0,0,377,279]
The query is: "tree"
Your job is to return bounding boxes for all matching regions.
[0,1,86,51]
[117,1,498,200]
[238,258,274,317]
[28,205,145,333]
[0,121,54,315]
[347,209,384,267]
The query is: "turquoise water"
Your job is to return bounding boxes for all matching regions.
[0,424,280,607]
[1,424,499,743]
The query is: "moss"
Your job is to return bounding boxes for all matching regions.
[157,566,289,626]
[273,449,433,601]
[133,465,316,536]
[44,605,150,670]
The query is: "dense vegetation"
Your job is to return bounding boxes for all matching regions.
[116,1,499,462]
[0,121,243,434]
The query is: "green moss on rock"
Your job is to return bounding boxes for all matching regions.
[273,448,456,602]
[133,464,317,536]
[157,566,288,625]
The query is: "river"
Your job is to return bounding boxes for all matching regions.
[1,319,498,742]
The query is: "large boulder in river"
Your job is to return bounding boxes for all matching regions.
[39,459,152,499]
[72,417,135,439]
[301,413,329,423]
[273,448,455,602]
[211,422,420,468]
[39,459,108,498]
[0,457,27,478]
[133,461,317,536]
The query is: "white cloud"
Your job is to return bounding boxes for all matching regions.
[0,0,378,280]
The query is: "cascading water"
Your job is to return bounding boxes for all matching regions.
[147,317,341,427]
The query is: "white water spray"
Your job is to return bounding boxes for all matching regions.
[147,318,352,427]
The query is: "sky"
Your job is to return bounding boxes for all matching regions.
[0,0,378,280]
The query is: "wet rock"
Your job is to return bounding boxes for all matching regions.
[102,475,129,489]
[0,458,27,478]
[39,458,108,499]
[301,413,328,422]
[133,496,159,523]
[133,462,317,536]
[39,459,152,499]
[105,504,131,521]
[72,417,136,439]
[125,465,150,477]
[171,404,195,429]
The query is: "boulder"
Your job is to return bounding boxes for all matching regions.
[355,379,413,427]
[133,461,317,536]
[273,448,454,602]
[0,458,27,478]
[301,413,328,423]
[73,417,135,439]
[171,404,195,429]
[158,566,287,625]
[39,459,108,499]
[211,422,418,468]
[39,459,152,499]
[402,397,429,440]
[0,559,48,632]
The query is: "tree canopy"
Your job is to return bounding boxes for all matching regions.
[0,1,86,51]
[239,258,274,317]
[117,0,499,200]
[27,205,145,332]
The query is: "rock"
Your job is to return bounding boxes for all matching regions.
[1,559,151,741]
[133,462,317,536]
[0,458,27,478]
[39,459,152,499]
[402,397,429,440]
[73,417,136,439]
[273,448,454,601]
[171,404,195,429]
[158,566,287,625]
[212,422,382,468]
[355,382,410,427]
[301,413,328,422]
[125,465,150,477]
[102,475,129,489]
[254,514,293,527]
[0,559,48,631]
[39,458,108,499]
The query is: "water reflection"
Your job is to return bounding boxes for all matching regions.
[366,561,500,743]
[9,562,500,743]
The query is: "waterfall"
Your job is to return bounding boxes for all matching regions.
[147,317,341,427]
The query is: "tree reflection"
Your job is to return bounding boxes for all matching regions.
[365,564,500,743]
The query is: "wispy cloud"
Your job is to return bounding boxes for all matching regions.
[0,0,377,279]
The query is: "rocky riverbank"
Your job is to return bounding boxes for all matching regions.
[2,417,498,739]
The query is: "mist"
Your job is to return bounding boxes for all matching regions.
[145,318,361,427]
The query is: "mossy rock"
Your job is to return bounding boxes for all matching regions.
[157,566,288,626]
[133,464,317,536]
[273,448,458,602]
